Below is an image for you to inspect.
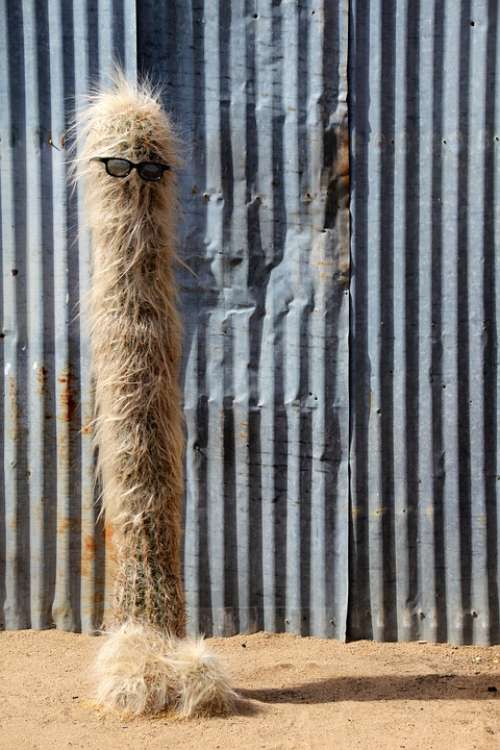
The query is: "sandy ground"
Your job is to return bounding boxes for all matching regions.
[0,630,499,750]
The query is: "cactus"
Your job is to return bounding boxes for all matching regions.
[74,74,236,717]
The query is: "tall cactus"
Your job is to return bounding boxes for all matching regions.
[74,75,235,717]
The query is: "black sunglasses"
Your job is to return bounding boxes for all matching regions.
[90,157,170,181]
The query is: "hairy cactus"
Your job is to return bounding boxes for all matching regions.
[74,74,236,717]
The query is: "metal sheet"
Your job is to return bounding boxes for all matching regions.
[0,0,136,631]
[138,0,350,638]
[7,0,496,647]
[1,0,350,638]
[349,0,500,644]
[2,0,499,647]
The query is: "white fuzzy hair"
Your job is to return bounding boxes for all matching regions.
[74,73,185,634]
[94,622,237,718]
[73,74,237,718]
[169,636,238,717]
[94,621,178,716]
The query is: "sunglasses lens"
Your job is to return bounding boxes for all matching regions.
[106,158,131,177]
[138,163,164,181]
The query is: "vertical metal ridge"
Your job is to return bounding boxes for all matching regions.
[440,0,463,644]
[25,0,52,631]
[1,0,30,630]
[378,0,398,642]
[49,0,75,632]
[349,0,371,642]
[417,0,438,643]
[254,0,277,634]
[392,0,412,642]
[228,0,252,634]
[456,0,474,647]
[183,321,200,636]
[177,0,205,640]
[73,0,103,636]
[202,0,226,637]
[467,0,491,646]
[281,0,302,636]
[482,0,500,646]
[429,0,448,644]
[330,0,350,642]
[364,0,385,642]
[307,0,328,639]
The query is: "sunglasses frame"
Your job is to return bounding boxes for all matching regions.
[90,156,171,181]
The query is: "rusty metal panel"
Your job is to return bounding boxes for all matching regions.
[349,0,500,644]
[1,0,350,638]
[0,0,136,631]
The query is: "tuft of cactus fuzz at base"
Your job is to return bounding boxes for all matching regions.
[74,74,237,718]
[169,637,238,718]
[94,622,178,717]
[95,622,237,718]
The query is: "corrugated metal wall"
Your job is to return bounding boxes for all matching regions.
[0,0,350,639]
[349,0,500,645]
[1,0,498,645]
[138,0,350,639]
[0,0,137,632]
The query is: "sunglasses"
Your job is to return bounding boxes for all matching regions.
[90,157,170,181]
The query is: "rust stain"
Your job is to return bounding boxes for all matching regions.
[58,367,77,423]
[239,420,249,443]
[104,523,118,564]
[36,366,48,396]
[334,126,350,285]
[58,517,80,533]
[84,534,96,555]
[337,255,350,288]
[335,125,350,185]
[318,121,350,290]
[81,534,97,578]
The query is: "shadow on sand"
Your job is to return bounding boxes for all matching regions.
[238,674,500,705]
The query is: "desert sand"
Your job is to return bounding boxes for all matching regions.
[1,629,499,749]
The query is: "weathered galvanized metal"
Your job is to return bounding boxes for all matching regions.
[1,0,498,645]
[1,0,350,639]
[349,0,500,645]
[138,0,351,639]
[0,0,136,632]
